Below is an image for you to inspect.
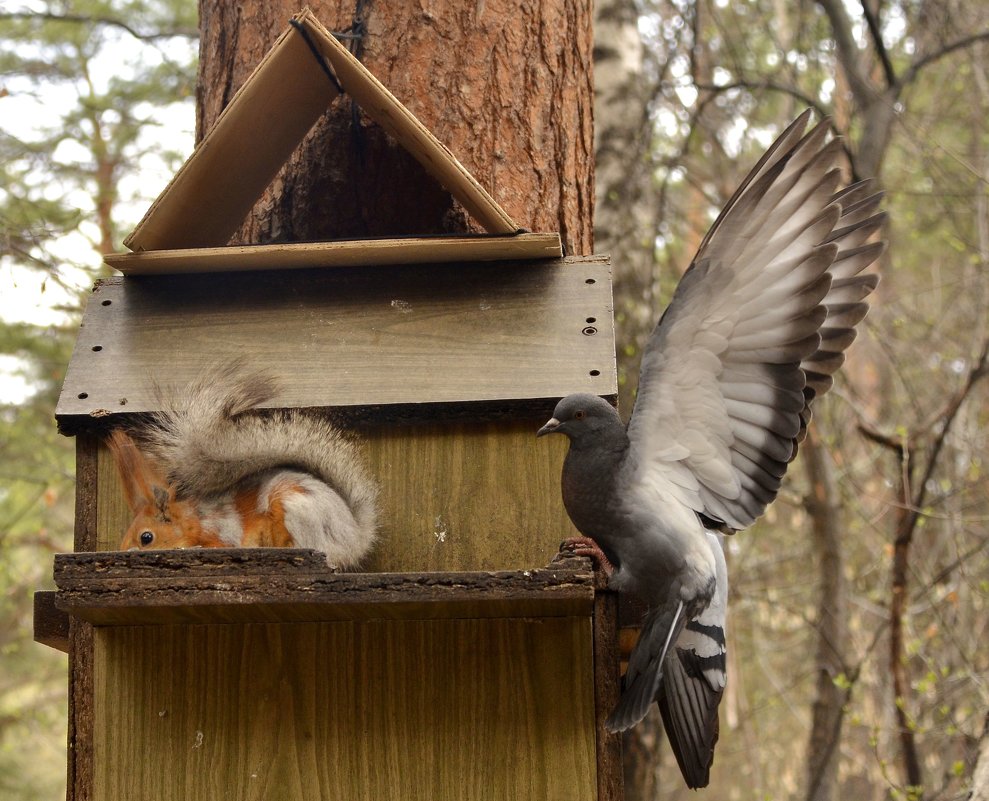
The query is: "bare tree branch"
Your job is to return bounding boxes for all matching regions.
[0,11,198,41]
[903,30,989,86]
[860,1,897,88]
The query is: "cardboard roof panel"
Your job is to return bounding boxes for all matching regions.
[123,19,338,252]
[124,8,521,254]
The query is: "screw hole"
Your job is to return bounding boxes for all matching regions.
[78,392,89,400]
[582,326,597,336]
[585,317,596,324]
[101,299,112,306]
[585,278,596,284]
[91,345,103,352]
[589,370,601,377]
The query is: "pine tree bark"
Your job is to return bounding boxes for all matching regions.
[196,0,594,254]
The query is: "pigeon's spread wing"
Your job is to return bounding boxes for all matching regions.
[626,113,883,530]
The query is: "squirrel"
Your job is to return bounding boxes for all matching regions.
[106,362,378,569]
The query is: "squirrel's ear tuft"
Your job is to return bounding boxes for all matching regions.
[152,486,172,521]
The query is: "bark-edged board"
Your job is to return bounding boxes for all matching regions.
[106,233,562,275]
[53,549,597,626]
[56,256,616,431]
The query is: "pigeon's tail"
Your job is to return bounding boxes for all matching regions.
[606,600,686,732]
[659,532,729,788]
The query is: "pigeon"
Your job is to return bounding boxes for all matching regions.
[537,110,884,789]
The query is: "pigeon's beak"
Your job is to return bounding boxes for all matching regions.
[536,417,561,438]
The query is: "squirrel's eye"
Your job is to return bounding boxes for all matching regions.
[575,410,586,420]
[139,530,154,546]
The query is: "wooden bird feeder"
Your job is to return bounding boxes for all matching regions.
[35,9,622,801]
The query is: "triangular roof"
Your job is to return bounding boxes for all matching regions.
[109,7,561,273]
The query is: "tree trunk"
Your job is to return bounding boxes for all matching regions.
[802,425,850,801]
[196,0,594,254]
[592,0,659,419]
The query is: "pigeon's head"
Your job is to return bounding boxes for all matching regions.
[536,393,622,442]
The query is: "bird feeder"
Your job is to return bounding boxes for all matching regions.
[34,9,622,801]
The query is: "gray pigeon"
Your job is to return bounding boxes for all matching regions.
[537,111,884,789]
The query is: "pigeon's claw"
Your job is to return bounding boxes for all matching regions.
[559,536,615,578]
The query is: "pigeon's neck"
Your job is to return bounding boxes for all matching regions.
[561,425,630,540]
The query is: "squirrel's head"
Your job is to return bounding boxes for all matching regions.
[107,429,213,551]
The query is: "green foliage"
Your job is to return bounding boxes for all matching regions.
[0,1,196,797]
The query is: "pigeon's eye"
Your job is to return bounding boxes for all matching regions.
[574,410,586,420]
[139,530,155,546]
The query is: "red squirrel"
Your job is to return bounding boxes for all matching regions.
[107,363,378,568]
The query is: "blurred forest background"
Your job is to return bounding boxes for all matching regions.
[1,1,987,800]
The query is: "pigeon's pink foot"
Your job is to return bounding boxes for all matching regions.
[560,536,615,578]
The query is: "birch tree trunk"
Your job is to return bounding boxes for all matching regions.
[592,1,666,796]
[196,0,594,254]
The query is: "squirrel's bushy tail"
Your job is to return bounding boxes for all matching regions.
[142,361,379,561]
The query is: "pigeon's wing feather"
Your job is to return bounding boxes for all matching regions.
[626,116,882,530]
[606,600,688,732]
[795,181,886,445]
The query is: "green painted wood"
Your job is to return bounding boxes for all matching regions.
[93,618,598,801]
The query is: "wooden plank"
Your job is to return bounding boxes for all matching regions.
[53,550,596,626]
[56,256,615,429]
[593,590,625,801]
[124,20,337,251]
[33,591,70,653]
[93,617,597,800]
[362,420,578,573]
[106,233,562,275]
[70,434,100,801]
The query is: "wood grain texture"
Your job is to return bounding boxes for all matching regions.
[57,256,615,428]
[593,591,624,801]
[93,618,597,800]
[69,620,95,801]
[53,549,596,626]
[70,434,100,801]
[106,233,562,275]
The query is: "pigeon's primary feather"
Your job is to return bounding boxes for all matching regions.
[538,111,883,789]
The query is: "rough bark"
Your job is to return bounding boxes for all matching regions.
[196,0,594,254]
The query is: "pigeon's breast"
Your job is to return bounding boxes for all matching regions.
[560,446,626,547]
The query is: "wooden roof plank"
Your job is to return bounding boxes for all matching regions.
[106,233,562,275]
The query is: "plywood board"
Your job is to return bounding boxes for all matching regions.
[56,256,616,428]
[124,8,517,253]
[93,618,597,801]
[106,233,562,275]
